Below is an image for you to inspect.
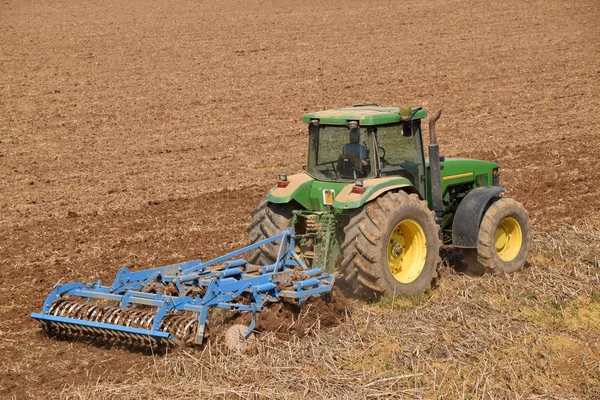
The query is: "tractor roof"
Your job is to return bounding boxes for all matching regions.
[302,105,428,126]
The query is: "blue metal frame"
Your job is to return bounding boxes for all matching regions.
[31,228,334,345]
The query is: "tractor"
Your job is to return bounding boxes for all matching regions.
[248,105,532,297]
[31,105,531,347]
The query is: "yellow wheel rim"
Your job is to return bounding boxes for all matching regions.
[494,217,523,262]
[387,219,427,284]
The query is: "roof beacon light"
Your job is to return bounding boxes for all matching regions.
[399,106,412,121]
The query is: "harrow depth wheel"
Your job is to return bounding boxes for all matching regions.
[224,324,255,351]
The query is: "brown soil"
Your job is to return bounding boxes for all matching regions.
[205,286,351,345]
[0,189,262,398]
[0,0,598,398]
[252,287,351,340]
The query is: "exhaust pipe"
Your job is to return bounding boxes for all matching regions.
[428,109,443,233]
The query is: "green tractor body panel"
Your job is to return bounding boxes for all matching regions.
[267,157,498,216]
[302,106,428,126]
[267,173,414,213]
[428,158,500,208]
[266,173,315,210]
[331,176,415,210]
[306,180,351,211]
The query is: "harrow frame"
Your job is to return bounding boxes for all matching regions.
[31,228,334,346]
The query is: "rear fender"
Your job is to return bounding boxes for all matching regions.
[267,173,313,209]
[332,177,419,210]
[452,186,505,248]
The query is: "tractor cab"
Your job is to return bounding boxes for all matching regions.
[304,105,428,196]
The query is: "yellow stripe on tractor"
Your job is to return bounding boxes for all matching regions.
[442,172,474,181]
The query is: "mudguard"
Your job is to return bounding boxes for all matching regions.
[332,177,418,210]
[452,186,505,248]
[267,173,314,209]
[267,173,419,212]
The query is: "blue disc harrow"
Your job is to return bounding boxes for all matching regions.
[31,228,334,346]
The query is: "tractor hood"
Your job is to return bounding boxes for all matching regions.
[425,157,500,209]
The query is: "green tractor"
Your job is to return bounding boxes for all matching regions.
[248,105,531,297]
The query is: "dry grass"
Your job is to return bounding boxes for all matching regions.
[62,221,600,399]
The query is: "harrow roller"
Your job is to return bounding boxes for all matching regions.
[32,228,334,347]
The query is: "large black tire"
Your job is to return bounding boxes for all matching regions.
[463,197,531,275]
[247,196,296,265]
[339,191,441,297]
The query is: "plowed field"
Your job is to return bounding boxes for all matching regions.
[1,0,599,398]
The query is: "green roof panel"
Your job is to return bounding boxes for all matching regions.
[302,106,428,126]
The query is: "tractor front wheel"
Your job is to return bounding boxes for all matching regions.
[463,197,531,275]
[340,191,441,297]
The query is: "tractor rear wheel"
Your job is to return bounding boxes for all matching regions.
[248,196,296,265]
[339,191,441,297]
[463,197,531,275]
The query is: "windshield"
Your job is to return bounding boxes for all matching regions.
[375,122,426,193]
[307,125,376,181]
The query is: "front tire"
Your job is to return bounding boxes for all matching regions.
[463,197,531,275]
[339,191,441,297]
[247,196,296,265]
